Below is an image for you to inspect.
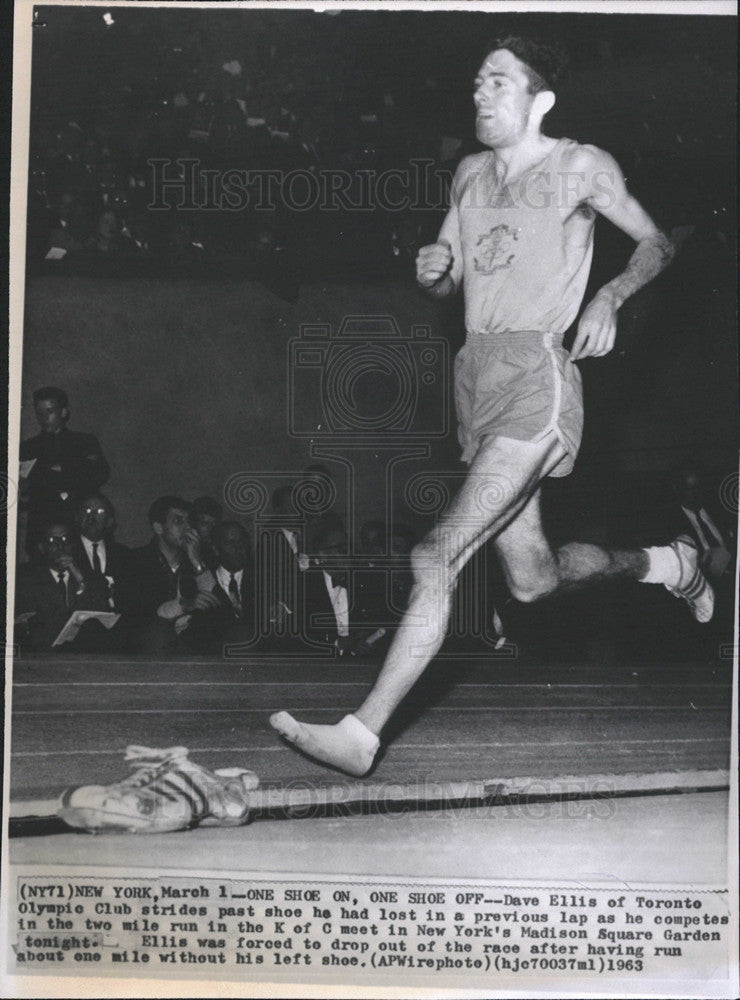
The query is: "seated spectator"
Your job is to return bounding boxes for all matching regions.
[259,485,307,643]
[191,495,223,570]
[20,387,110,557]
[310,516,390,657]
[74,492,133,614]
[126,496,218,650]
[260,484,344,650]
[211,521,255,620]
[307,518,351,653]
[15,516,115,651]
[182,521,256,651]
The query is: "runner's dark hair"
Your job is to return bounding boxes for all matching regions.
[489,35,570,94]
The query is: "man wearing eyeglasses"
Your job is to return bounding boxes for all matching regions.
[74,492,134,615]
[14,516,113,650]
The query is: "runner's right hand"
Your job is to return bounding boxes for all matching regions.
[416,239,453,288]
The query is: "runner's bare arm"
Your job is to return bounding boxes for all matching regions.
[571,146,675,360]
[415,206,462,299]
[415,160,468,298]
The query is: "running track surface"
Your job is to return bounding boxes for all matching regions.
[9,654,732,802]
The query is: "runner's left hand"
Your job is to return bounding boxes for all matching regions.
[571,291,618,360]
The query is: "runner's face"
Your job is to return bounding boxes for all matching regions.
[474,49,537,149]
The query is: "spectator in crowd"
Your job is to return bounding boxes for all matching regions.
[308,514,395,656]
[126,496,219,649]
[307,517,352,653]
[261,484,307,643]
[20,386,110,556]
[211,520,255,622]
[262,482,349,651]
[191,495,224,570]
[74,492,133,615]
[183,521,256,650]
[15,515,115,651]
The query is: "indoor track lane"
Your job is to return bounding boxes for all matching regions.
[9,654,732,803]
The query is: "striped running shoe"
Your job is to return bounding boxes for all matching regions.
[666,536,715,623]
[58,746,259,834]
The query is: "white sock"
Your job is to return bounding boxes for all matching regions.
[641,545,681,587]
[270,712,380,777]
[342,714,381,750]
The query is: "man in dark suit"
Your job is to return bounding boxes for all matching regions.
[308,517,400,657]
[20,387,110,555]
[15,516,112,651]
[182,521,256,651]
[126,496,218,651]
[257,485,309,646]
[191,496,223,571]
[211,521,255,620]
[74,492,133,613]
[257,485,350,653]
[304,519,351,652]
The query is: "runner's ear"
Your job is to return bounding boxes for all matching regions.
[532,89,555,120]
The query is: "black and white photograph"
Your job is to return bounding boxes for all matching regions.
[2,1,738,996]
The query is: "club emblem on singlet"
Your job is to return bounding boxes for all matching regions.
[473,224,519,274]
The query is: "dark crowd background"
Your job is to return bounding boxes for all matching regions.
[10,7,738,663]
[25,9,735,279]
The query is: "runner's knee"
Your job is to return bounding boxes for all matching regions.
[506,566,558,603]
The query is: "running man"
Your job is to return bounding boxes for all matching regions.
[270,36,713,776]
